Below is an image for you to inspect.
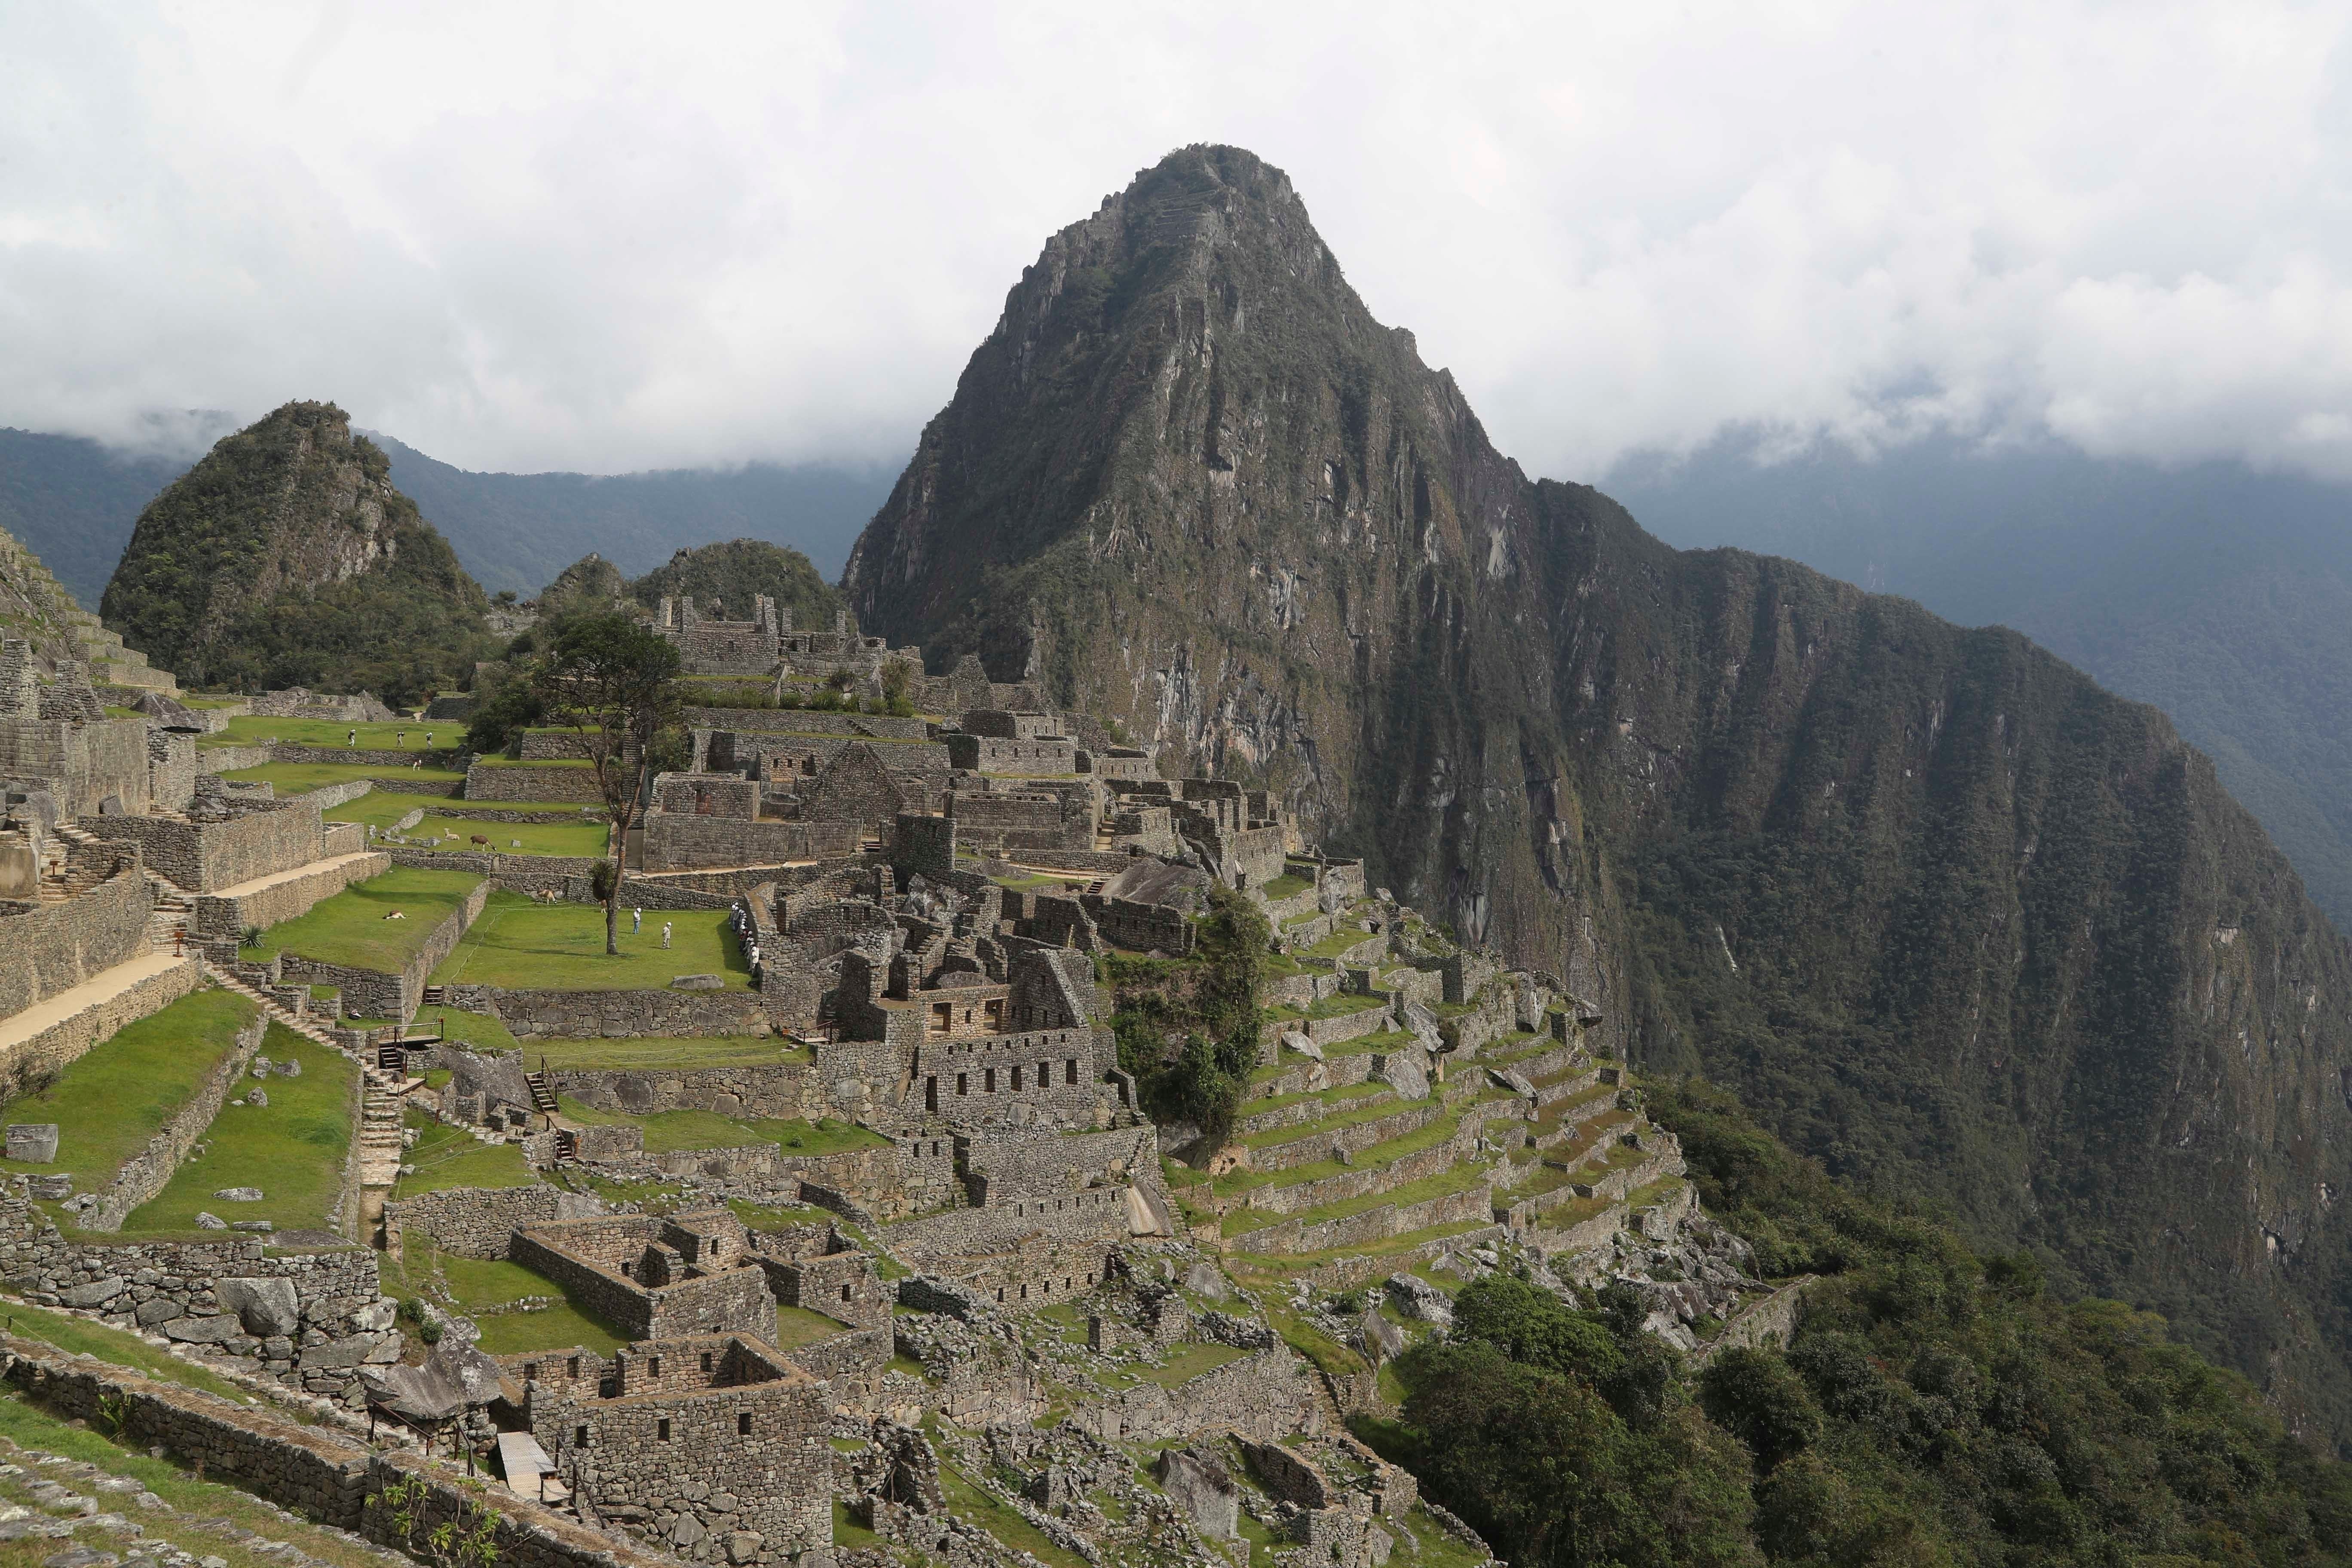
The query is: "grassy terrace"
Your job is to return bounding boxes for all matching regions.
[1237,1090,1421,1152]
[1212,1086,1519,1200]
[557,1097,890,1156]
[217,760,464,793]
[1263,873,1312,900]
[122,1023,354,1235]
[238,867,482,969]
[398,813,611,856]
[1242,1079,1387,1123]
[1224,1218,1493,1283]
[1300,925,1378,960]
[1222,1163,1492,1238]
[390,1107,536,1197]
[407,1005,522,1052]
[1532,1080,1618,1130]
[0,989,258,1198]
[430,892,750,989]
[383,1236,623,1356]
[1262,992,1387,1026]
[198,716,442,750]
[772,1304,854,1351]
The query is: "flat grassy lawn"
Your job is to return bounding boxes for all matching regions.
[0,1298,248,1400]
[122,1023,354,1235]
[0,989,257,1195]
[410,814,609,856]
[1139,1341,1250,1385]
[216,760,464,793]
[529,1035,810,1071]
[557,1097,889,1155]
[385,1237,625,1356]
[391,1107,537,1197]
[198,716,442,750]
[431,892,750,990]
[774,1304,852,1351]
[1263,873,1313,900]
[320,791,478,832]
[239,866,482,969]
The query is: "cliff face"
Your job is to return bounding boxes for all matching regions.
[845,144,2352,1436]
[102,402,494,705]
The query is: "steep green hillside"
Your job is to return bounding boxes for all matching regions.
[627,537,841,628]
[0,429,183,609]
[101,402,497,705]
[844,144,2352,1441]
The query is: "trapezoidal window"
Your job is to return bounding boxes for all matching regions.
[930,1002,952,1035]
[926,1075,939,1112]
[738,1412,753,1435]
[657,1418,671,1442]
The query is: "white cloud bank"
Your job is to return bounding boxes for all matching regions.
[6,0,2352,481]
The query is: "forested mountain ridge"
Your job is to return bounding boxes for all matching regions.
[101,401,498,705]
[844,143,2352,1440]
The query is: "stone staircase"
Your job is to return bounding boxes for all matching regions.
[142,869,196,956]
[202,962,408,1192]
[63,606,178,695]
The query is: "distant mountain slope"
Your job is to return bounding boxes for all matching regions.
[843,142,2352,1439]
[0,430,184,609]
[627,538,842,629]
[1605,438,2352,927]
[371,436,895,593]
[102,402,497,706]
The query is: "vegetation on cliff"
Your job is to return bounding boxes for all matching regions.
[1379,1079,2352,1568]
[1102,889,1269,1139]
[840,144,2352,1443]
[101,402,496,704]
[628,538,840,630]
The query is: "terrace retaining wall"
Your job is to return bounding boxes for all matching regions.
[464,763,606,803]
[278,877,488,1022]
[0,865,153,1028]
[192,851,391,941]
[85,1008,267,1231]
[0,954,200,1099]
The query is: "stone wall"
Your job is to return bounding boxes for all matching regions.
[509,1222,776,1341]
[0,864,152,1027]
[0,1200,396,1402]
[86,1008,266,1230]
[1064,1346,1314,1443]
[1691,1277,1817,1363]
[882,1185,1138,1269]
[0,1339,686,1568]
[960,1125,1160,1206]
[781,1322,889,1412]
[193,851,390,940]
[279,876,487,1023]
[529,1340,833,1559]
[383,1182,564,1259]
[195,743,273,772]
[269,744,462,769]
[465,763,607,803]
[643,814,858,871]
[684,708,931,741]
[0,953,198,1099]
[486,986,772,1039]
[93,800,323,893]
[554,1058,825,1119]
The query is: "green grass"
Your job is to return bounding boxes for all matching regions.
[526,1035,809,1071]
[935,1451,1090,1568]
[0,1298,248,1400]
[1225,1219,1494,1281]
[217,760,464,793]
[386,1237,625,1356]
[1244,1080,1388,1121]
[122,1023,354,1235]
[1239,1091,1424,1151]
[1212,1106,1474,1198]
[0,1392,409,1568]
[774,1304,853,1350]
[239,866,482,969]
[431,891,750,989]
[834,1498,882,1550]
[557,1097,890,1155]
[405,814,610,857]
[1302,926,1379,960]
[0,989,259,1196]
[390,1108,537,1197]
[1224,1163,1492,1238]
[1264,873,1312,900]
[1138,1341,1250,1385]
[198,716,441,750]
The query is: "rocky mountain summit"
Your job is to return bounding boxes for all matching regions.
[101,401,496,706]
[845,144,2352,1439]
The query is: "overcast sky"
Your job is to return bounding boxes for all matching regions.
[7,1,2352,483]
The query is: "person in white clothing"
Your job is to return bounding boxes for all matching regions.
[632,908,642,934]
[661,922,672,949]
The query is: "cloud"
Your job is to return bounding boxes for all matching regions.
[6,0,2352,481]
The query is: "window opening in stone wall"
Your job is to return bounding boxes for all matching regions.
[658,1419,671,1442]
[650,1356,662,1376]
[931,1001,952,1034]
[576,1425,589,1448]
[841,1283,853,1302]
[1066,1059,1078,1084]
[926,1075,938,1112]
[996,1288,1005,1302]
[568,1356,580,1378]
[701,1351,713,1372]
[1011,1065,1023,1091]
[1038,1060,1050,1088]
[524,1362,538,1381]
[958,1072,968,1096]
[985,998,1004,1030]
[985,1068,995,1092]
[622,1261,634,1278]
[739,1412,753,1435]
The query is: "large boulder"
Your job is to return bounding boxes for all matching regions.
[1372,1050,1430,1101]
[4,1124,57,1163]
[1384,1273,1455,1329]
[57,1277,124,1310]
[162,1313,242,1345]
[1155,1449,1239,1538]
[217,1277,300,1338]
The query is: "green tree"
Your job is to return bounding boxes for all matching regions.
[529,612,680,955]
[1697,1348,1821,1474]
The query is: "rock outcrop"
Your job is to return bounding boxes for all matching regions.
[844,143,2352,1438]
